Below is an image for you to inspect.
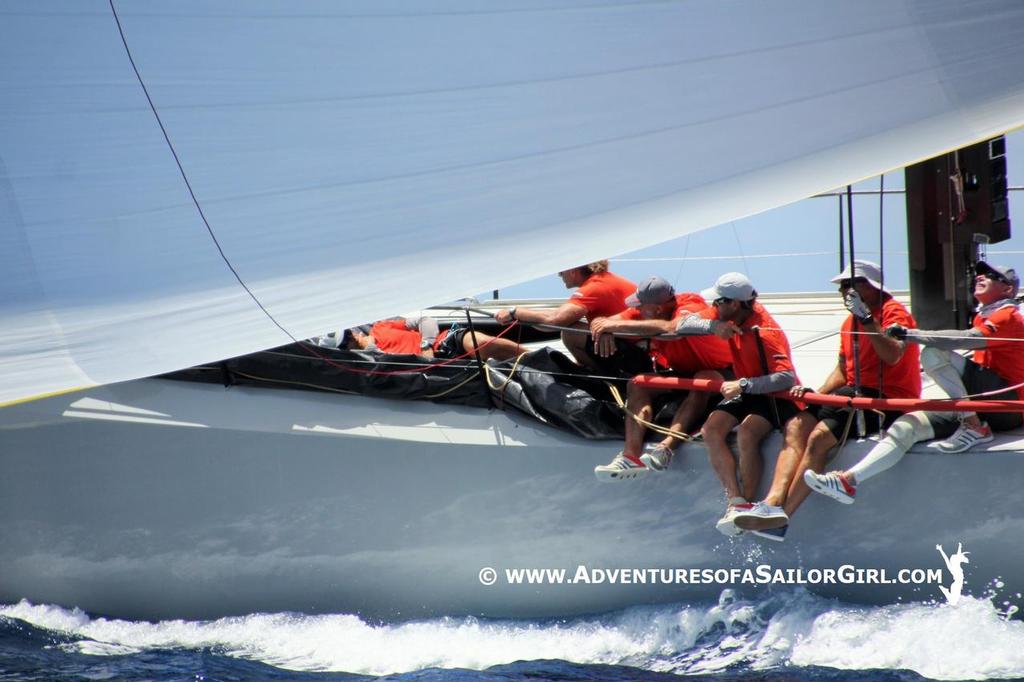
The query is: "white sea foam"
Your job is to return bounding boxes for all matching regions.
[2,591,1023,678]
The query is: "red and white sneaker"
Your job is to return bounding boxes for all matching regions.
[733,501,789,531]
[933,421,994,454]
[594,453,649,482]
[804,470,857,505]
[715,501,754,537]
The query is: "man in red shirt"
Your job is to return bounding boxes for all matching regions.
[687,273,816,537]
[348,316,523,361]
[807,261,1024,507]
[590,276,732,481]
[748,261,920,540]
[494,260,648,375]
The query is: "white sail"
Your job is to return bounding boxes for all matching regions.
[3,0,1024,406]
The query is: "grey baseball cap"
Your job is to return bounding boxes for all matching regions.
[702,272,756,302]
[975,260,1020,295]
[625,276,676,307]
[830,259,891,293]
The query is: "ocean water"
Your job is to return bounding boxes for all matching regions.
[2,590,1023,681]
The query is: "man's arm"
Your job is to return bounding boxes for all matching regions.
[888,326,987,350]
[675,314,742,339]
[405,316,440,349]
[591,316,676,338]
[495,303,587,327]
[859,319,906,365]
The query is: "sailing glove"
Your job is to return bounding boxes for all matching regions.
[844,291,873,324]
[885,324,908,340]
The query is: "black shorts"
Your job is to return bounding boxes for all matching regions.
[582,336,655,378]
[434,327,469,359]
[925,360,1024,435]
[807,385,902,441]
[712,393,803,429]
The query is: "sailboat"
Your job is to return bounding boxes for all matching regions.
[3,1,1024,620]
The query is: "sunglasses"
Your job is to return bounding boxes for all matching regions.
[838,277,869,289]
[713,297,733,306]
[977,273,1011,286]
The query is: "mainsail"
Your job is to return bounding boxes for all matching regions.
[3,0,1024,406]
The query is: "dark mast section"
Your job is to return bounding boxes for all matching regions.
[905,136,1010,329]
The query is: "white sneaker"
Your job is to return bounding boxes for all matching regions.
[733,501,789,531]
[933,421,994,453]
[715,502,754,537]
[804,470,857,505]
[594,453,649,482]
[639,444,674,472]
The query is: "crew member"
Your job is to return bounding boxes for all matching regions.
[751,261,920,540]
[806,261,1024,505]
[591,276,732,480]
[495,261,647,375]
[687,273,815,537]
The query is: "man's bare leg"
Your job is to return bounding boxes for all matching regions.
[784,423,838,516]
[762,411,817,507]
[462,333,525,362]
[561,329,596,369]
[736,414,772,502]
[701,410,743,500]
[624,382,659,458]
[657,369,723,450]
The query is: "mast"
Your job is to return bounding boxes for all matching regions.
[904,137,1010,329]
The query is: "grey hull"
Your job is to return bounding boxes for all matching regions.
[1,378,1020,621]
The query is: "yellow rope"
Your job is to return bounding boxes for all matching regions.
[424,373,480,399]
[227,370,361,395]
[606,382,692,442]
[484,351,529,390]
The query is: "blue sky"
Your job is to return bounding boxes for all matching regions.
[488,131,1024,299]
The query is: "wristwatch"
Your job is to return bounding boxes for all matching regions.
[508,306,517,321]
[738,378,751,393]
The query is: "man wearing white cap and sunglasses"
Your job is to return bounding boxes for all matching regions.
[674,272,815,538]
[747,260,920,539]
[806,260,1024,507]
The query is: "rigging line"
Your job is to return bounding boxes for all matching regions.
[108,0,296,344]
[755,326,1024,343]
[838,193,845,272]
[845,184,866,437]
[729,221,751,276]
[247,352,640,382]
[671,235,691,291]
[195,354,1024,401]
[879,173,885,397]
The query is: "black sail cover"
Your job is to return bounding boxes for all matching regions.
[165,344,626,439]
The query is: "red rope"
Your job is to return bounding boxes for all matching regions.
[632,375,1024,414]
[294,322,521,376]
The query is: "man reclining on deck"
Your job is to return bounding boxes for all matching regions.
[347,316,524,361]
[805,261,1024,505]
[732,261,920,541]
[494,260,650,376]
[591,276,732,481]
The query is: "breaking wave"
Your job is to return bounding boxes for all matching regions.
[2,589,1023,680]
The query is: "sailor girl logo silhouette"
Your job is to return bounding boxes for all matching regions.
[936,543,970,605]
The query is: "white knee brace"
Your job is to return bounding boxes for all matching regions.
[885,412,935,451]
